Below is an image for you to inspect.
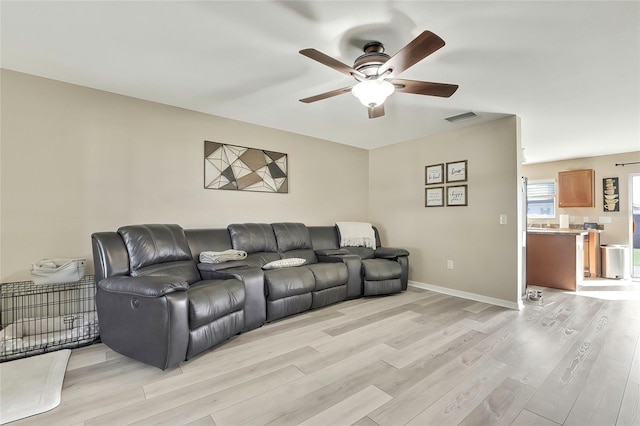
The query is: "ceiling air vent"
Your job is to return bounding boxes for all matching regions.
[445,111,478,123]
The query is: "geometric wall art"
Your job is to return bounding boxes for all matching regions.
[204,141,288,193]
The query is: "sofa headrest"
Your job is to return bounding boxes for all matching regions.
[118,224,192,271]
[228,223,277,254]
[307,226,340,250]
[184,228,233,259]
[271,223,313,252]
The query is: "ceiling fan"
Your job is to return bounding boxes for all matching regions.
[299,30,459,119]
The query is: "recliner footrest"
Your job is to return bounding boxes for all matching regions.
[267,293,312,322]
[361,259,402,280]
[363,278,402,296]
[187,279,245,329]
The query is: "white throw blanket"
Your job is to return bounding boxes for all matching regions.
[199,249,247,264]
[336,221,376,249]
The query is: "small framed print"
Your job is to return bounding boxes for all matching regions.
[447,185,468,206]
[603,177,619,212]
[446,160,468,182]
[425,186,444,207]
[425,163,444,185]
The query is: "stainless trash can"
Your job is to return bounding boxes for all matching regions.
[600,244,629,279]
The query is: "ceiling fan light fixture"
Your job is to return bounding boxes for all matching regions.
[351,80,395,107]
[299,31,456,119]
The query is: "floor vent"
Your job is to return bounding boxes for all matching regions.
[445,111,478,123]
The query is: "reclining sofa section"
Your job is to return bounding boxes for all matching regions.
[91,222,409,369]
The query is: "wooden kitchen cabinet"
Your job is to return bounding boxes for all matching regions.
[558,169,594,207]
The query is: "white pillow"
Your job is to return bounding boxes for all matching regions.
[262,258,306,270]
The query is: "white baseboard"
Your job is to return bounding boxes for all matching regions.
[408,280,522,310]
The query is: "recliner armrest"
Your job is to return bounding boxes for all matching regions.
[374,247,410,259]
[197,260,250,273]
[98,276,188,297]
[316,248,352,263]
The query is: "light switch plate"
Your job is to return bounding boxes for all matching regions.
[499,214,507,225]
[583,216,590,223]
[599,216,612,224]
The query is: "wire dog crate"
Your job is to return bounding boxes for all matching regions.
[0,275,99,362]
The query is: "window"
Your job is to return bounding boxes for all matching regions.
[527,179,556,218]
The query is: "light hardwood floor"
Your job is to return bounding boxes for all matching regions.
[11,285,640,426]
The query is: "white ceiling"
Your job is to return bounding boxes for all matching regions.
[1,1,638,164]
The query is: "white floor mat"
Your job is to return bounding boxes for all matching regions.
[0,349,71,424]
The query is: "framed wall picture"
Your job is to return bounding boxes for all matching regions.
[425,163,444,185]
[603,177,619,212]
[446,160,468,182]
[447,185,468,206]
[425,186,444,207]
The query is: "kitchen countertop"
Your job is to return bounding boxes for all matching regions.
[527,228,591,235]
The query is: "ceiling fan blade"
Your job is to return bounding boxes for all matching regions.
[377,31,446,79]
[391,79,459,97]
[299,86,353,103]
[368,104,385,119]
[300,49,366,79]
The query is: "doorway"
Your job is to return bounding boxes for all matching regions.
[632,175,640,278]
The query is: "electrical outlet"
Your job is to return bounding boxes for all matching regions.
[599,216,612,224]
[447,260,454,269]
[583,217,590,223]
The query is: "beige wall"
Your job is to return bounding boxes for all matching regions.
[0,70,370,281]
[523,152,640,246]
[0,70,532,308]
[369,116,523,306]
